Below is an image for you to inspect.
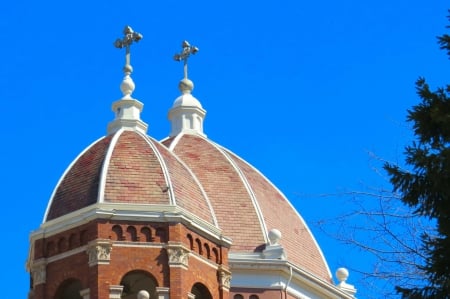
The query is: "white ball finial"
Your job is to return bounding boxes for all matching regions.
[137,290,150,299]
[268,229,282,245]
[178,78,194,94]
[336,267,349,283]
[120,75,136,98]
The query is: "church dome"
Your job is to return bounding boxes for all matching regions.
[44,128,331,281]
[28,33,358,299]
[42,37,335,293]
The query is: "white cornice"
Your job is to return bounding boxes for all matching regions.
[31,203,232,248]
[229,257,354,299]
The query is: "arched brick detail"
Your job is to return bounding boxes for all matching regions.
[140,227,152,242]
[112,225,124,241]
[126,226,138,242]
[195,239,202,255]
[187,234,194,250]
[58,237,68,253]
[69,233,77,249]
[155,227,166,243]
[204,243,211,259]
[212,248,219,264]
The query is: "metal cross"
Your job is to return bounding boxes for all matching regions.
[174,40,199,79]
[114,26,143,71]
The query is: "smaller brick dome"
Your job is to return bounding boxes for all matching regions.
[45,129,215,225]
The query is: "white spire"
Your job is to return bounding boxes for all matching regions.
[107,26,148,135]
[168,41,206,137]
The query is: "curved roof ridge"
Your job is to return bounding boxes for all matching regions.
[43,136,106,223]
[166,132,185,151]
[163,133,219,227]
[208,140,268,243]
[98,130,123,203]
[224,148,332,278]
[138,131,177,205]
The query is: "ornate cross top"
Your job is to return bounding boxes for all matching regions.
[114,26,143,73]
[173,40,199,79]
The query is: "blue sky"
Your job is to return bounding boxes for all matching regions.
[3,1,448,298]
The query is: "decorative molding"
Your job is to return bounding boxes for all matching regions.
[156,287,170,299]
[31,259,47,286]
[80,288,90,299]
[34,203,232,248]
[109,285,124,299]
[218,266,231,290]
[87,240,112,267]
[166,243,190,268]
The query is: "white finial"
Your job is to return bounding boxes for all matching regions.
[137,290,150,299]
[336,267,349,284]
[268,229,282,245]
[107,26,147,135]
[262,229,286,260]
[168,40,206,137]
[336,267,357,296]
[114,26,143,99]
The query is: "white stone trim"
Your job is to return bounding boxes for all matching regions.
[43,136,105,222]
[229,258,354,299]
[166,242,190,269]
[109,285,124,299]
[80,288,90,299]
[98,129,123,203]
[31,259,46,286]
[218,266,232,291]
[189,250,219,269]
[187,292,195,299]
[156,287,170,299]
[31,203,232,250]
[87,240,112,266]
[46,245,87,264]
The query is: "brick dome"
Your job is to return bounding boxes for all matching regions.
[29,36,357,299]
[44,128,331,282]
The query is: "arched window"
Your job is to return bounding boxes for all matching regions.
[233,295,244,299]
[250,295,259,299]
[54,278,82,299]
[191,282,212,299]
[120,270,158,299]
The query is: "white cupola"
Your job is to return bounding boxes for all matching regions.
[168,40,206,137]
[107,26,148,135]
